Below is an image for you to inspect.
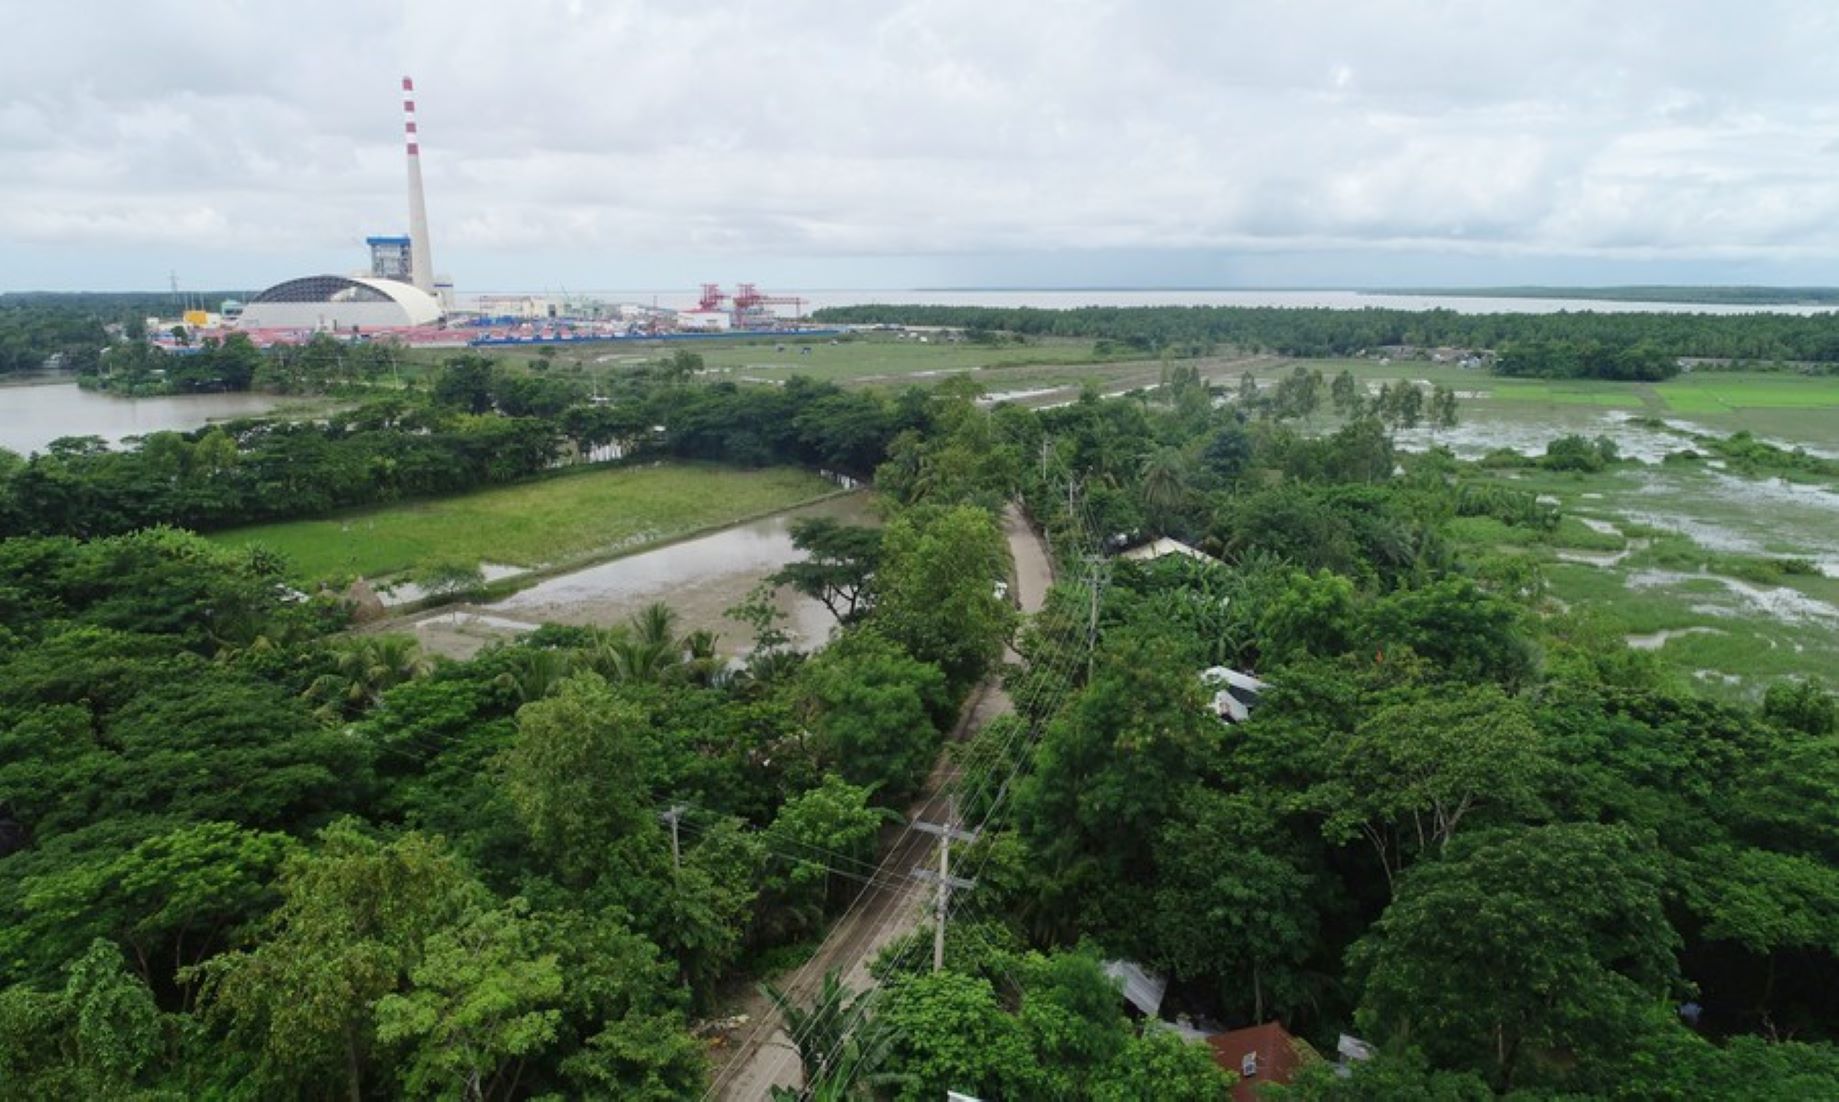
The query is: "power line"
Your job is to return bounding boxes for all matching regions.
[743,460,1117,1098]
[802,496,1108,1099]
[747,527,1092,1098]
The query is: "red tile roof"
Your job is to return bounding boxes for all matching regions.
[1208,1022,1307,1102]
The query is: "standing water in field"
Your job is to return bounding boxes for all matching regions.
[403,493,878,660]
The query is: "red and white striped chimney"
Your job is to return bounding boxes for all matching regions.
[402,75,435,296]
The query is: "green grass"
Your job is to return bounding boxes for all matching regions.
[1269,359,1839,440]
[692,335,1124,383]
[1658,374,1839,414]
[209,462,838,583]
[405,337,1839,449]
[1550,515,1627,551]
[1456,462,1839,700]
[403,334,1129,387]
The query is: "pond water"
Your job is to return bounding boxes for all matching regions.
[0,381,291,456]
[403,493,879,660]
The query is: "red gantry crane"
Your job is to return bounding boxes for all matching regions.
[693,283,806,329]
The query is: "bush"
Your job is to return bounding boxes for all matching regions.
[415,558,485,599]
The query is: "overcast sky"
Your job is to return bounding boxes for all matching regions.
[6,0,1839,292]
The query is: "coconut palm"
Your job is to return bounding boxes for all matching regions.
[304,634,432,718]
[760,971,901,1098]
[579,625,632,681]
[631,601,679,648]
[609,603,689,683]
[1138,446,1192,534]
[493,647,575,703]
[607,638,677,684]
[681,629,726,687]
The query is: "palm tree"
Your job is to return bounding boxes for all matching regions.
[493,647,575,703]
[608,638,677,684]
[366,634,433,689]
[592,603,691,680]
[681,629,726,687]
[1138,446,1191,532]
[631,601,678,648]
[580,625,633,681]
[304,634,432,717]
[760,971,895,1097]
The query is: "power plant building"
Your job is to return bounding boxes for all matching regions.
[238,76,448,334]
[367,235,414,281]
[235,275,444,331]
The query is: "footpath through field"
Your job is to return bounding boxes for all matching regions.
[706,504,1054,1101]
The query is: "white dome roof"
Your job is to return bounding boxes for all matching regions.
[239,274,444,330]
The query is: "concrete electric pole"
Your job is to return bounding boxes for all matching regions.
[911,795,977,972]
[660,804,688,874]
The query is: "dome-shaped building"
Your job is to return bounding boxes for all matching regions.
[236,275,444,332]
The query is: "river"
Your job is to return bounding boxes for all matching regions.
[0,381,292,456]
[474,287,1839,317]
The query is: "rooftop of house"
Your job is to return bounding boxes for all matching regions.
[1208,1021,1310,1102]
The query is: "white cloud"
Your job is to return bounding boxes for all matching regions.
[5,0,1839,288]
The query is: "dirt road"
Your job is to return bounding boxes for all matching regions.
[705,504,1052,1100]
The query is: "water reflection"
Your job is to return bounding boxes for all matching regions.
[0,382,290,455]
[410,494,878,660]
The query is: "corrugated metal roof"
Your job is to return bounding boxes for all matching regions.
[1101,959,1168,1017]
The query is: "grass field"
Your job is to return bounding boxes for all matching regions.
[400,333,1130,386]
[209,463,838,583]
[691,335,1128,382]
[412,334,1839,449]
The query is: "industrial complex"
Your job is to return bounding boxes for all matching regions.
[159,77,823,349]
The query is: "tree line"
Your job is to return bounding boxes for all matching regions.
[0,355,904,540]
[812,301,1839,363]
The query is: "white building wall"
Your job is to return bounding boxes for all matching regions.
[235,300,422,331]
[675,309,731,331]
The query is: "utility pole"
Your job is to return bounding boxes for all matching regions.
[1084,554,1106,680]
[660,805,687,874]
[912,795,977,972]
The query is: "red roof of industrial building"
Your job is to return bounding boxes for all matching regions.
[1208,1022,1307,1102]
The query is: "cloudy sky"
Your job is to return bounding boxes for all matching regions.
[5,0,1839,292]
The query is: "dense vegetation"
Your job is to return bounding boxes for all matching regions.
[1392,285,1839,306]
[4,315,1839,1098]
[1493,339,1679,380]
[0,373,1035,1098]
[812,301,1839,363]
[831,370,1839,1099]
[2,294,252,378]
[0,303,108,377]
[0,354,897,540]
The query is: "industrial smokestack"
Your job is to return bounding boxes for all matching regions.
[402,75,435,296]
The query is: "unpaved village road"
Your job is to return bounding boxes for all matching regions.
[706,504,1053,1101]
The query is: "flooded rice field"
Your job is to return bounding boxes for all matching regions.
[401,493,878,660]
[1508,462,1839,696]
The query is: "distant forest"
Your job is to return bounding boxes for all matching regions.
[811,302,1839,364]
[1388,285,1839,306]
[0,294,244,377]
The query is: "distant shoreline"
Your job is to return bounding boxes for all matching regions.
[906,284,1839,306]
[1373,286,1839,306]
